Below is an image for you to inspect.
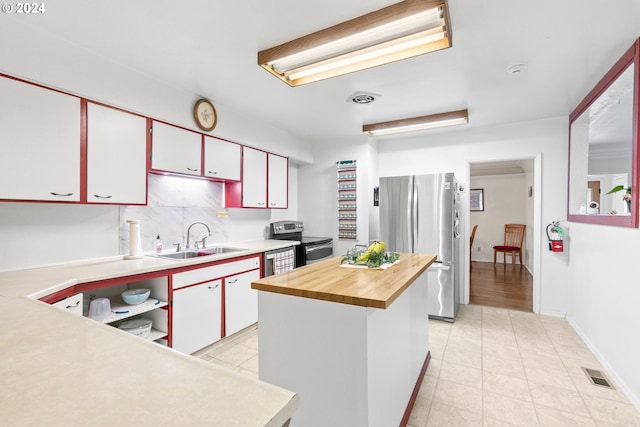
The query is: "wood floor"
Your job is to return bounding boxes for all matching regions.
[469,261,533,312]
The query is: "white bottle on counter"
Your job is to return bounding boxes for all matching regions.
[155,235,163,254]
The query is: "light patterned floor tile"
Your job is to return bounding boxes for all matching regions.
[483,390,539,426]
[534,404,597,426]
[528,382,590,417]
[483,371,532,402]
[439,361,483,389]
[425,358,442,378]
[407,395,431,427]
[483,354,526,379]
[582,394,640,426]
[520,349,565,371]
[433,378,483,414]
[443,347,482,370]
[418,374,437,399]
[213,343,257,366]
[524,365,576,391]
[483,341,522,362]
[427,401,483,426]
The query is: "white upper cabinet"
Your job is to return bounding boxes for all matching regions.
[86,103,148,204]
[241,147,268,208]
[268,153,288,208]
[204,136,241,181]
[151,121,202,176]
[0,77,81,201]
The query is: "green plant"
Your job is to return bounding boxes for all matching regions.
[606,185,632,204]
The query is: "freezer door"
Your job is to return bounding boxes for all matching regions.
[427,263,458,321]
[379,176,414,253]
[413,173,455,262]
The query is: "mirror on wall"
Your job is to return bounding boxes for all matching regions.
[568,39,639,227]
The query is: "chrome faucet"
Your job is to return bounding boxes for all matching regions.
[186,222,211,249]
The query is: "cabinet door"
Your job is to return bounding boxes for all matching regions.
[52,293,83,316]
[241,147,267,207]
[0,77,80,201]
[268,153,288,208]
[172,280,222,354]
[151,121,202,176]
[225,269,260,336]
[87,103,148,204]
[204,136,241,181]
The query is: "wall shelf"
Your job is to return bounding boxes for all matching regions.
[337,160,357,240]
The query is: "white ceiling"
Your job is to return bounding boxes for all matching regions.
[2,0,640,146]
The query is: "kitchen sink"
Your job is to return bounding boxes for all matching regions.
[149,247,247,261]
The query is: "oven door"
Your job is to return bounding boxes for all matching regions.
[304,242,334,264]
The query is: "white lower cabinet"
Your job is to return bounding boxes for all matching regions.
[52,293,83,316]
[170,255,260,354]
[172,279,222,355]
[225,269,260,336]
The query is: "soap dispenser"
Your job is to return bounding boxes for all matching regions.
[155,235,163,254]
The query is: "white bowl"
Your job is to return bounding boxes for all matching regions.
[122,288,150,305]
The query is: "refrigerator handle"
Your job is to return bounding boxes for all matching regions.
[454,219,461,238]
[412,176,418,253]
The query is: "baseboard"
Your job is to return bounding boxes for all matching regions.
[399,351,431,427]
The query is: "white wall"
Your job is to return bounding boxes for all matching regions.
[567,223,640,408]
[298,136,377,257]
[470,174,529,266]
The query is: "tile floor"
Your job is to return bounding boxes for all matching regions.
[195,305,640,426]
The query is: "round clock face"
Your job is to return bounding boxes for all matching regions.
[194,99,217,131]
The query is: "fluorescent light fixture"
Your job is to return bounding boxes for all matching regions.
[258,0,452,86]
[363,109,468,136]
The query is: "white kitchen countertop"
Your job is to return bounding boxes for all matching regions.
[0,239,299,427]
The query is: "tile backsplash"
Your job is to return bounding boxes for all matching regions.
[119,174,228,254]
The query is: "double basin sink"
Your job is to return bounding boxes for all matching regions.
[150,246,247,261]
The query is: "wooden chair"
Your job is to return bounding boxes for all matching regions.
[493,224,525,265]
[470,225,478,271]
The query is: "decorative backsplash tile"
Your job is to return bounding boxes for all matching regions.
[119,174,228,254]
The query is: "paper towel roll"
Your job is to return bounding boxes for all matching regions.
[125,219,144,259]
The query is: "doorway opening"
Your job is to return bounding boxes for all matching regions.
[468,159,535,312]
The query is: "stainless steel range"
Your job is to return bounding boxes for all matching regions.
[268,220,333,267]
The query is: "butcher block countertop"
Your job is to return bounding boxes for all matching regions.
[252,253,436,309]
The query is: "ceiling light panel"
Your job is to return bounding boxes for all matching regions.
[363,109,468,136]
[258,0,452,86]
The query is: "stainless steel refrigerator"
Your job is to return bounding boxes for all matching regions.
[379,173,461,322]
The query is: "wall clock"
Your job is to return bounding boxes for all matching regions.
[193,98,217,131]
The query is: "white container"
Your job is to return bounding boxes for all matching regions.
[118,318,152,338]
[125,219,144,259]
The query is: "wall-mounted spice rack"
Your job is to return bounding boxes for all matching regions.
[337,160,357,240]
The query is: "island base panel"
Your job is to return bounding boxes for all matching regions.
[257,272,429,427]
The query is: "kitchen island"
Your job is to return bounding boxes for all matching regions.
[252,253,436,427]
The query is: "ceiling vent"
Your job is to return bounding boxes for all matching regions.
[347,91,381,104]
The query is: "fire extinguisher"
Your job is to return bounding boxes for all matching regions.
[546,221,565,252]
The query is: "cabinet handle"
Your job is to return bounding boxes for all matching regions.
[227,279,238,284]
[93,194,113,199]
[187,167,199,172]
[50,192,74,197]
[65,300,80,310]
[270,202,276,206]
[208,284,219,290]
[208,171,218,175]
[257,202,265,206]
